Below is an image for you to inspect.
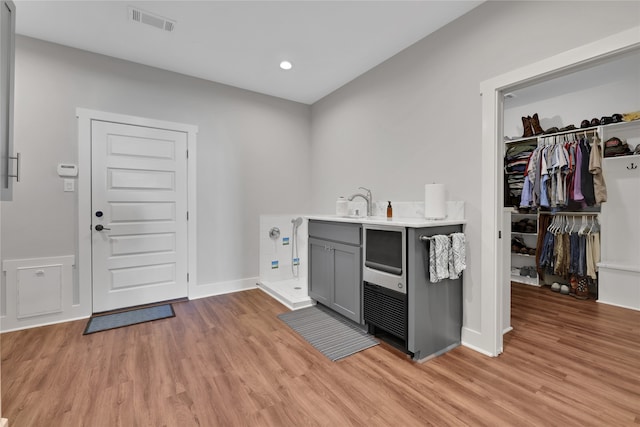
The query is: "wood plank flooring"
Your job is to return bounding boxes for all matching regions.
[2,283,639,426]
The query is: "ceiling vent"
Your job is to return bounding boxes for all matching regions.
[128,6,175,33]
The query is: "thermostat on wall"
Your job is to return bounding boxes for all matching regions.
[57,164,78,177]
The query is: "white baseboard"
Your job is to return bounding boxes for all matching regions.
[596,299,640,312]
[1,314,91,333]
[503,326,514,334]
[461,327,498,357]
[188,277,257,300]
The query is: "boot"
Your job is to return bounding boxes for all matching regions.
[530,113,544,135]
[521,116,534,138]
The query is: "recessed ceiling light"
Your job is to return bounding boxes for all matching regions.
[280,61,293,70]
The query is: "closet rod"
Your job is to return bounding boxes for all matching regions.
[542,211,600,216]
[541,127,599,138]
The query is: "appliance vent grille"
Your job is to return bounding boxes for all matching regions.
[363,283,407,340]
[128,6,175,33]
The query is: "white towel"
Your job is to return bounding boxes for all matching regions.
[449,232,466,279]
[429,235,451,283]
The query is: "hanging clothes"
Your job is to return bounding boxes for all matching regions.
[537,214,601,297]
[589,137,607,204]
[519,133,606,210]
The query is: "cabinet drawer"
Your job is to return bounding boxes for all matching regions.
[309,220,361,245]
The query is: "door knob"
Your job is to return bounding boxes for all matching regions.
[95,224,111,231]
[95,211,103,217]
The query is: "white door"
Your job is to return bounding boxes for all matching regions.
[91,120,188,312]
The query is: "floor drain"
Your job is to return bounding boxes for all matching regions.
[294,287,302,290]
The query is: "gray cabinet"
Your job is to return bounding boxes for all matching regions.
[407,226,463,361]
[1,0,16,201]
[308,221,362,323]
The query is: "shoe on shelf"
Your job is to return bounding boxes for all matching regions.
[558,124,576,132]
[521,116,534,138]
[530,113,544,135]
[543,127,560,135]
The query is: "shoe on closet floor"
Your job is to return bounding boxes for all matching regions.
[550,282,561,292]
[559,284,570,295]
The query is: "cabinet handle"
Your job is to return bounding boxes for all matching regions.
[628,162,637,170]
[8,152,20,182]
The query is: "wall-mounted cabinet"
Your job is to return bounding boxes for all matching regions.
[1,0,16,201]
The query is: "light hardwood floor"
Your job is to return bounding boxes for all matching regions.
[2,283,639,426]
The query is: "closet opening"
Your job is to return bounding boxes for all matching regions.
[480,26,640,357]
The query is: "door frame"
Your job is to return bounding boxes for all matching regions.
[479,26,640,357]
[77,108,198,313]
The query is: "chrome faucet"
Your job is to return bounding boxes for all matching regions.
[348,187,373,217]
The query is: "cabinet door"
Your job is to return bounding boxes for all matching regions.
[308,237,332,305]
[331,240,361,323]
[1,0,16,201]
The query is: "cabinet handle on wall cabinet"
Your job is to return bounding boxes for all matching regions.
[627,162,637,170]
[8,152,20,182]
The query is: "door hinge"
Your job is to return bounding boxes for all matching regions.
[187,273,189,282]
[186,211,189,220]
[499,230,502,239]
[186,149,189,159]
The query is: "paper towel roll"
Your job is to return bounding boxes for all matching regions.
[424,184,446,219]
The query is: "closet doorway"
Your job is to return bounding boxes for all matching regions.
[480,26,640,357]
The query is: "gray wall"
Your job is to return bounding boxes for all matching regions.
[310,1,640,332]
[3,36,311,293]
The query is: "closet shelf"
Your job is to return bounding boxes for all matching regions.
[512,232,537,236]
[511,252,536,258]
[603,153,640,161]
[505,120,639,145]
[510,274,541,287]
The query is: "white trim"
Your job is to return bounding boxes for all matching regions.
[596,300,640,312]
[461,331,496,358]
[597,263,640,274]
[480,26,640,357]
[0,315,91,333]
[76,108,198,312]
[188,277,258,300]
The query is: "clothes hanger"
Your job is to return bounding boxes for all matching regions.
[578,216,587,235]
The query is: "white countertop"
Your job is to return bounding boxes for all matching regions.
[306,214,466,228]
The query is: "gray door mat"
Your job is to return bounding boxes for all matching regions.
[83,304,175,335]
[278,305,378,361]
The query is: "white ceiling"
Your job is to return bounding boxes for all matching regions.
[14,1,483,104]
